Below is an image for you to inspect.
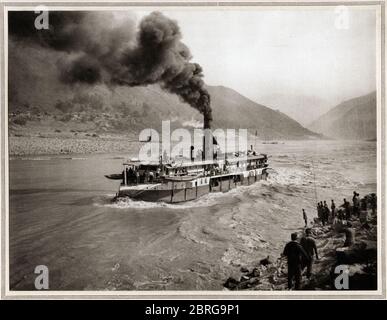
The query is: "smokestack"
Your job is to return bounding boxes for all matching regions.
[203,129,214,161]
[204,111,212,129]
[204,118,211,129]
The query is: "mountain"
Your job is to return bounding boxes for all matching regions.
[9,41,319,140]
[308,92,376,140]
[207,86,319,139]
[257,93,331,126]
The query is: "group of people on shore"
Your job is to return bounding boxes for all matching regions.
[282,191,377,290]
[314,191,363,226]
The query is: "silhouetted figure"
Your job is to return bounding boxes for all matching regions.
[282,233,309,290]
[352,191,360,218]
[331,200,336,220]
[343,198,351,220]
[317,202,323,221]
[302,209,308,227]
[300,229,319,279]
[323,201,330,225]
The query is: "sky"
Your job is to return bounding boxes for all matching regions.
[129,6,378,118]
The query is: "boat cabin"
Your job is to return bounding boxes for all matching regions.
[122,160,162,185]
[120,153,268,186]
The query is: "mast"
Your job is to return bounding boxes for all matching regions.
[311,161,318,205]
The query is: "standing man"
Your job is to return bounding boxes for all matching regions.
[343,198,351,221]
[317,202,323,223]
[352,191,360,218]
[323,201,330,225]
[331,200,336,221]
[282,232,309,290]
[300,229,319,279]
[302,209,308,228]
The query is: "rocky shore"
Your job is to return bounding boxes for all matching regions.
[9,134,141,157]
[224,194,378,291]
[8,111,144,157]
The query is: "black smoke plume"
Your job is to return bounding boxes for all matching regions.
[9,11,212,127]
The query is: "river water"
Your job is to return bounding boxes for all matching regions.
[9,140,376,290]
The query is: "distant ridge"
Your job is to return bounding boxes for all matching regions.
[9,40,320,140]
[308,92,376,140]
[257,93,331,126]
[207,86,320,139]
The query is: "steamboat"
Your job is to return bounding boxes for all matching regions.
[106,132,269,203]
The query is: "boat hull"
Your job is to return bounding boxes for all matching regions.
[117,172,268,203]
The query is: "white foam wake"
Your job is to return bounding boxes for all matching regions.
[99,191,230,210]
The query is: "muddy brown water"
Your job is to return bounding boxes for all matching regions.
[9,140,376,290]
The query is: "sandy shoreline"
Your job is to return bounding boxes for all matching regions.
[8,134,330,158]
[9,135,142,157]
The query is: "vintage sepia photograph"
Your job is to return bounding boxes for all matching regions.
[0,0,385,299]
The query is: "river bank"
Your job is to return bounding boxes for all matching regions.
[9,134,141,157]
[223,194,378,291]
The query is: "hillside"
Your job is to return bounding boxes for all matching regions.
[9,83,320,141]
[257,93,331,126]
[208,86,319,139]
[8,40,320,156]
[308,92,376,140]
